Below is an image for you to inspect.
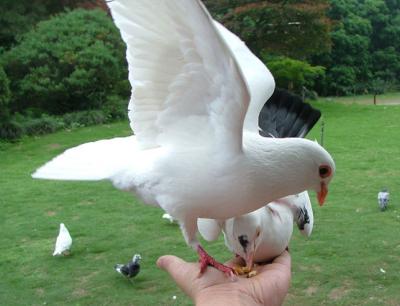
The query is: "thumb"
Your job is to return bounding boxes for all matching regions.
[157,255,198,298]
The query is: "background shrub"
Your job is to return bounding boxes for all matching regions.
[22,115,65,136]
[0,65,11,120]
[2,9,129,116]
[0,120,23,141]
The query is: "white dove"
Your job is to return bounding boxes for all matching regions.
[53,223,72,256]
[198,192,313,271]
[33,0,334,275]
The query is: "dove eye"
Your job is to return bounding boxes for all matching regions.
[319,165,331,179]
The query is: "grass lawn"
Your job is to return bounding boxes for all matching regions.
[1,101,400,305]
[321,92,400,105]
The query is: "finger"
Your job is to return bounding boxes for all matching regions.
[157,255,198,298]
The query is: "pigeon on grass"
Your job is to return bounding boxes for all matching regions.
[115,254,141,279]
[53,223,72,256]
[378,188,390,211]
[32,0,335,277]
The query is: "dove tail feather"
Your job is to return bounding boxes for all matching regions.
[32,136,138,181]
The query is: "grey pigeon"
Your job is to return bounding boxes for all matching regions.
[115,254,141,278]
[378,189,389,211]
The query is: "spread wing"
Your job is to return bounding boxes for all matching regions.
[107,0,250,152]
[213,21,275,134]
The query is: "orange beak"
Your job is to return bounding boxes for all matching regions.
[317,182,328,206]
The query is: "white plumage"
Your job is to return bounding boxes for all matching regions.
[162,213,176,223]
[33,0,335,273]
[198,191,313,268]
[53,223,72,256]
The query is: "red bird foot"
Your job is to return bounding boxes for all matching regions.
[197,245,235,278]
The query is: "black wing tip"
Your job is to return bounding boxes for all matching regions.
[259,88,321,138]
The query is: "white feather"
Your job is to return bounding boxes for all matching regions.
[198,191,314,263]
[53,223,72,256]
[33,0,335,254]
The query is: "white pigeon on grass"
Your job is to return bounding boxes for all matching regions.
[198,192,313,272]
[53,223,72,256]
[33,0,335,276]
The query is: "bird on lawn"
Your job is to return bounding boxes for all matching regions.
[378,188,390,211]
[53,223,72,256]
[198,90,319,272]
[115,254,142,279]
[33,0,335,276]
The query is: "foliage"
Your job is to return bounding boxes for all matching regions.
[0,65,11,119]
[313,0,400,95]
[1,9,129,116]
[0,120,24,141]
[263,55,325,92]
[0,0,106,50]
[204,0,332,59]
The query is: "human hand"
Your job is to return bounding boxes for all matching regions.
[157,250,291,306]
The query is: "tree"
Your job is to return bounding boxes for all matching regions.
[0,65,11,120]
[313,0,400,95]
[204,0,332,59]
[263,55,325,92]
[2,9,129,115]
[0,0,107,51]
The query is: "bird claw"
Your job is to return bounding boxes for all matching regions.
[197,245,235,278]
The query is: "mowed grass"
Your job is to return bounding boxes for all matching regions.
[321,92,400,105]
[1,101,400,305]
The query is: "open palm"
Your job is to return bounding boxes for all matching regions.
[157,250,291,306]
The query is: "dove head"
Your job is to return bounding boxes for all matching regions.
[247,137,335,208]
[60,223,67,231]
[309,141,335,206]
[274,138,335,206]
[231,211,263,270]
[132,254,142,264]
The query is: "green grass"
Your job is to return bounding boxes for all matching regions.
[321,92,400,105]
[1,102,400,305]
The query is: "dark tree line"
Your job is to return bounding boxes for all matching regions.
[204,0,400,96]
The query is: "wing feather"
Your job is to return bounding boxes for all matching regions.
[107,0,250,151]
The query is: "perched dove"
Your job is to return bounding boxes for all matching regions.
[198,192,313,270]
